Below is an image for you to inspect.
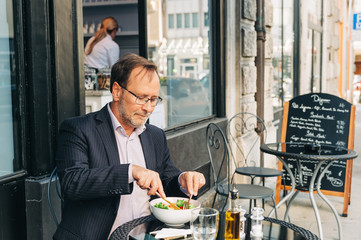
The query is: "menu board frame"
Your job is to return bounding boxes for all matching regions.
[275,93,355,216]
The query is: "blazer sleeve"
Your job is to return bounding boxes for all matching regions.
[56,117,133,200]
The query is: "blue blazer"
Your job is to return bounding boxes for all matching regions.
[53,105,183,240]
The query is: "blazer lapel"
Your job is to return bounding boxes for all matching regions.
[140,129,156,171]
[95,106,120,166]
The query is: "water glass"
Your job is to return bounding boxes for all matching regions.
[191,208,219,240]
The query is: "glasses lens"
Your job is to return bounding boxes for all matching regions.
[135,97,161,106]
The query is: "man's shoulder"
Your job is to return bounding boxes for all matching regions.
[60,107,108,129]
[144,124,168,140]
[145,123,164,134]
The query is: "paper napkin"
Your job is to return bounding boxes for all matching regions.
[150,228,192,239]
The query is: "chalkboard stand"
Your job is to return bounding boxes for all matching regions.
[275,94,356,217]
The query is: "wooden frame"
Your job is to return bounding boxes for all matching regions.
[275,95,355,216]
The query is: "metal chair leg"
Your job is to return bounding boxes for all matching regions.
[212,192,218,208]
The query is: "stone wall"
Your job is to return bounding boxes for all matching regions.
[225,0,278,188]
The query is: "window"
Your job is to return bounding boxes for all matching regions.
[204,12,209,27]
[184,13,190,28]
[168,14,174,28]
[0,0,21,177]
[176,13,182,28]
[167,56,175,76]
[271,0,294,110]
[147,0,213,128]
[192,13,198,28]
[306,29,322,93]
[306,0,322,93]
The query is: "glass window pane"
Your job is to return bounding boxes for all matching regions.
[309,0,322,26]
[168,14,174,28]
[282,0,294,102]
[0,0,16,177]
[271,0,283,109]
[204,12,209,27]
[312,31,322,92]
[305,29,313,93]
[192,13,198,28]
[184,13,190,28]
[176,13,182,28]
[271,0,294,109]
[147,0,212,129]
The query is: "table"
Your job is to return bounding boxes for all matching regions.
[109,214,320,240]
[260,142,358,240]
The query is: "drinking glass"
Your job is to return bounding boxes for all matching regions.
[191,208,219,240]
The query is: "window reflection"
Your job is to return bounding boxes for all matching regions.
[271,0,294,109]
[313,31,321,92]
[307,30,322,93]
[147,0,212,129]
[0,0,16,177]
[306,0,322,93]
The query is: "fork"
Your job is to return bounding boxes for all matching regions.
[154,191,181,210]
[183,194,193,209]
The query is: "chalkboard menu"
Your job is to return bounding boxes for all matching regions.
[274,93,356,216]
[281,93,352,193]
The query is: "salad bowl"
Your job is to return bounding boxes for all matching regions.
[149,197,201,226]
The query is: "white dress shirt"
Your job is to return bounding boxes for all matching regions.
[107,104,151,238]
[106,104,188,238]
[84,34,119,69]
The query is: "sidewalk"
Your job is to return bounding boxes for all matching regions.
[263,102,361,240]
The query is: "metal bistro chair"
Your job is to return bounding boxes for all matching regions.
[47,167,63,226]
[206,123,277,215]
[227,112,282,211]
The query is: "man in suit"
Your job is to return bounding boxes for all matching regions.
[53,53,205,240]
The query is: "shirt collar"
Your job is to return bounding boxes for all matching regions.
[107,103,146,136]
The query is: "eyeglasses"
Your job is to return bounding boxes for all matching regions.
[121,85,163,107]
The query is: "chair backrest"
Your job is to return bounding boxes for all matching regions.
[206,123,231,192]
[227,112,267,167]
[47,167,63,226]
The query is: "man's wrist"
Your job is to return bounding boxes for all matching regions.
[178,172,190,195]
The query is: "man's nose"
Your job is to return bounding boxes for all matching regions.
[142,100,153,111]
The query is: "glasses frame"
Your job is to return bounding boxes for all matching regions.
[120,85,163,106]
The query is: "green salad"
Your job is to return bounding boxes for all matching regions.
[154,199,196,210]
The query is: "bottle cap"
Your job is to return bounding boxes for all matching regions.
[230,185,239,200]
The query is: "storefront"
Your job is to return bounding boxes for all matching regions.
[1,0,347,239]
[270,0,324,140]
[0,0,226,239]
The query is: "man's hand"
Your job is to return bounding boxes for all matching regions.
[132,165,166,197]
[179,171,206,196]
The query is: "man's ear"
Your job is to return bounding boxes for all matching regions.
[112,82,122,101]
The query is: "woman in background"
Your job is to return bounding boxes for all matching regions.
[84,17,120,71]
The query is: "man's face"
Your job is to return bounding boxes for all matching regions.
[116,66,160,129]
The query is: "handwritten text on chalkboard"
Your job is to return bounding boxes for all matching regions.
[283,93,352,192]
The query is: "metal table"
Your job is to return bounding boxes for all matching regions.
[109,213,319,240]
[260,142,358,240]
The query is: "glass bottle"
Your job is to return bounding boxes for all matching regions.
[224,186,240,240]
